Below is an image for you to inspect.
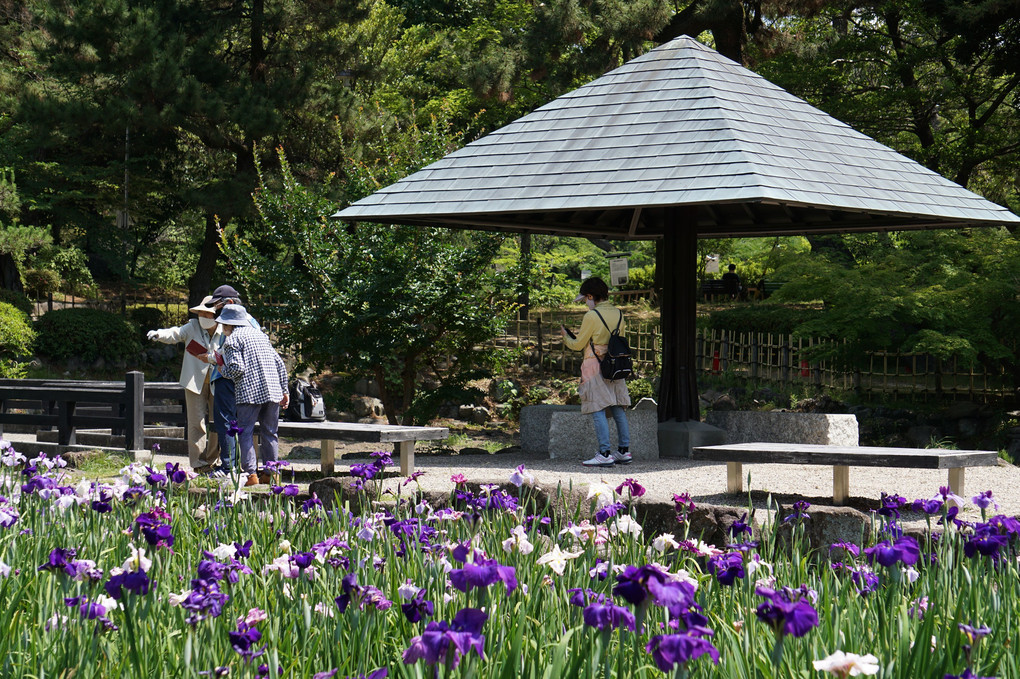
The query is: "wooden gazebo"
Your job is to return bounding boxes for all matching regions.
[335,36,1019,454]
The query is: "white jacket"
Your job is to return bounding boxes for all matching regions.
[150,318,224,394]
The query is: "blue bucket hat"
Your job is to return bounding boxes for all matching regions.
[215,304,249,326]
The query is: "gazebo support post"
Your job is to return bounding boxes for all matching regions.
[657,205,726,457]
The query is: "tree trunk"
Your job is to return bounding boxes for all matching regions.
[188,213,223,308]
[0,252,23,292]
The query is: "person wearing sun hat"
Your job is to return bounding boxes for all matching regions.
[206,284,261,475]
[146,295,224,471]
[214,303,289,487]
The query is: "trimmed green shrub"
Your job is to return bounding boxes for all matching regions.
[704,304,823,336]
[0,302,35,378]
[35,308,141,363]
[0,288,33,316]
[128,306,167,341]
[22,268,60,298]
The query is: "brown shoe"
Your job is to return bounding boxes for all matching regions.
[258,471,280,485]
[244,473,260,487]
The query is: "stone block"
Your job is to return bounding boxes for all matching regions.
[658,420,726,458]
[705,411,858,446]
[547,408,658,460]
[777,504,871,550]
[520,405,581,455]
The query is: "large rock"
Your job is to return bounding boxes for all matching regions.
[777,504,872,550]
[705,411,859,446]
[637,502,757,547]
[352,395,384,418]
[548,407,659,460]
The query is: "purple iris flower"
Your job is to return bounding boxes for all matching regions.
[166,462,189,484]
[105,570,153,599]
[829,541,861,558]
[708,552,745,586]
[39,547,76,573]
[183,581,230,626]
[964,529,1009,559]
[292,552,315,569]
[65,596,107,620]
[567,588,607,607]
[613,565,697,617]
[227,420,243,437]
[449,555,517,594]
[972,491,998,511]
[400,591,434,624]
[646,634,720,672]
[402,608,487,669]
[145,467,167,487]
[141,523,174,548]
[90,492,113,514]
[878,492,907,519]
[911,498,945,514]
[229,622,266,663]
[850,567,880,596]
[782,500,811,524]
[864,535,921,568]
[616,478,646,498]
[582,602,636,632]
[944,670,995,679]
[958,623,992,643]
[234,540,253,558]
[335,574,393,613]
[728,513,752,538]
[754,586,819,638]
[302,495,323,513]
[594,502,626,524]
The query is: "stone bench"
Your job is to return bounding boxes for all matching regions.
[692,442,999,505]
[257,421,449,476]
[520,400,659,461]
[705,411,859,446]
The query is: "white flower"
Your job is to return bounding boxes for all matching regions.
[119,463,149,486]
[812,650,880,677]
[589,561,609,579]
[212,543,238,561]
[122,545,151,573]
[0,560,9,577]
[45,613,70,632]
[509,464,535,488]
[535,545,584,576]
[609,515,643,538]
[278,539,292,555]
[901,566,919,583]
[314,601,335,618]
[96,594,120,612]
[193,504,208,521]
[167,590,190,607]
[357,525,376,542]
[691,540,723,557]
[227,489,249,504]
[585,481,616,508]
[502,525,535,555]
[652,533,680,554]
[398,581,423,600]
[263,555,299,579]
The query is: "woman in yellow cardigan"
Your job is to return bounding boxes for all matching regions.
[560,277,632,467]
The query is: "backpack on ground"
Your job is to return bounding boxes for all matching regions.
[286,378,326,421]
[590,309,634,381]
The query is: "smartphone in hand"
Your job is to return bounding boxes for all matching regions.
[562,325,576,339]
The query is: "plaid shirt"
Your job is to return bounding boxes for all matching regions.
[220,325,288,405]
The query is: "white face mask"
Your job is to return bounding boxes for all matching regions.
[199,317,218,330]
[586,298,597,310]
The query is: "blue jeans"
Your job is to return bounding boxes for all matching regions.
[591,406,630,454]
[235,402,280,474]
[212,378,237,470]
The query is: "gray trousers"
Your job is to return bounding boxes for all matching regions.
[235,402,280,474]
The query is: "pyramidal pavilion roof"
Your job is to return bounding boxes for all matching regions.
[335,36,1019,238]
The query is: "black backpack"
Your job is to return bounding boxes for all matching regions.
[590,309,634,380]
[286,378,326,421]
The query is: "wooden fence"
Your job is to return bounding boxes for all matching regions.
[30,289,189,324]
[497,318,1014,401]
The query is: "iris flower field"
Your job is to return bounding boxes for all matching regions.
[0,438,1015,679]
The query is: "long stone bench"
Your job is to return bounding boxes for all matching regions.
[692,442,999,505]
[258,421,449,476]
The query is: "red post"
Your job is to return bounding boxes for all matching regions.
[712,351,720,374]
[800,360,810,377]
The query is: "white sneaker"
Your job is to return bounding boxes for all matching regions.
[612,449,633,465]
[582,452,615,467]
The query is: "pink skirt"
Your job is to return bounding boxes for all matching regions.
[579,344,631,414]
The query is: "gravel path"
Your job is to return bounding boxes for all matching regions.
[7,431,1015,522]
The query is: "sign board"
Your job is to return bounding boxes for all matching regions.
[580,269,591,281]
[705,254,720,274]
[609,257,629,287]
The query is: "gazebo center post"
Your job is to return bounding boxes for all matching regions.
[657,205,727,456]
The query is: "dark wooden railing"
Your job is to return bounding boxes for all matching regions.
[0,373,186,450]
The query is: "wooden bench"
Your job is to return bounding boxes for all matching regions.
[258,421,449,476]
[692,442,999,505]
